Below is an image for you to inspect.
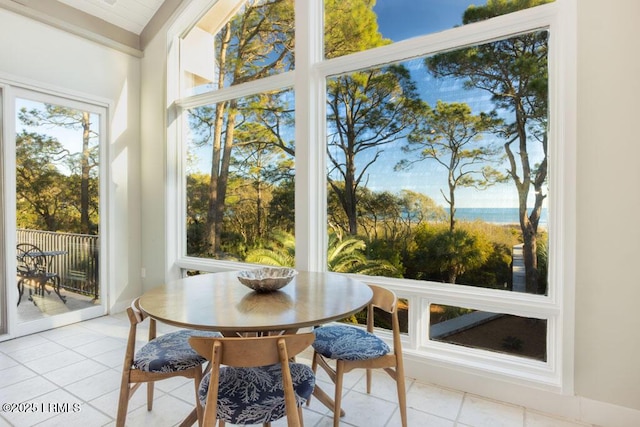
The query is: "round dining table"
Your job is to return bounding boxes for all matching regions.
[137,270,373,426]
[138,270,373,335]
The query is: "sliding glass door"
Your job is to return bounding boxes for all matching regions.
[4,87,107,337]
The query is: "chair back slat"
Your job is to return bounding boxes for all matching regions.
[127,298,147,325]
[16,243,48,276]
[189,333,315,368]
[369,284,397,313]
[190,333,314,427]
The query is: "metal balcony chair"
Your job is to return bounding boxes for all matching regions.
[189,333,316,427]
[310,284,407,427]
[116,298,221,427]
[16,243,65,306]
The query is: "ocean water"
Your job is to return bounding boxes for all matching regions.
[455,207,548,227]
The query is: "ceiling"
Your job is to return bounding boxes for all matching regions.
[58,0,167,35]
[0,0,185,55]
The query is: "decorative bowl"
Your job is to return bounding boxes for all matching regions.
[237,267,298,292]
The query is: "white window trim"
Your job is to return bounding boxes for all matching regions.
[165,0,577,392]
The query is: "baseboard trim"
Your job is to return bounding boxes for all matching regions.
[403,353,640,426]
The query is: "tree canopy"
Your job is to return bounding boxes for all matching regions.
[426,0,551,293]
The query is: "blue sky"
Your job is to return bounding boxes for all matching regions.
[374,0,486,41]
[359,0,530,208]
[16,98,100,176]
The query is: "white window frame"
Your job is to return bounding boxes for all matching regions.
[166,0,577,391]
[1,77,112,339]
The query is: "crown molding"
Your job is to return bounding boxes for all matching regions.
[0,0,184,58]
[141,0,185,51]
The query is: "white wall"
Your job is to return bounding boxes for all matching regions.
[575,0,640,413]
[140,20,169,292]
[0,8,143,310]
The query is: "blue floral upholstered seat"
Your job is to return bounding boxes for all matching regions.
[134,328,220,373]
[198,362,315,425]
[312,324,390,361]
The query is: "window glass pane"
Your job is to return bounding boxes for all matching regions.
[430,304,547,361]
[182,0,295,96]
[344,298,409,334]
[185,89,295,261]
[324,0,554,58]
[15,98,101,318]
[326,31,549,295]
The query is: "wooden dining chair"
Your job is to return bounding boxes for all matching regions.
[116,298,221,427]
[310,284,407,427]
[189,333,316,427]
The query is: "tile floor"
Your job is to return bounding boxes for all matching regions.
[0,313,594,427]
[17,289,98,323]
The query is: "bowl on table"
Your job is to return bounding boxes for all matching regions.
[237,267,298,292]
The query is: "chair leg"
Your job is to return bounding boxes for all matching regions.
[38,278,51,296]
[147,381,154,410]
[333,361,345,427]
[50,276,66,303]
[194,367,204,427]
[116,373,131,427]
[395,366,408,427]
[366,368,372,394]
[307,352,318,406]
[29,288,37,305]
[17,279,24,306]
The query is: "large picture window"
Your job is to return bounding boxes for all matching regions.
[325,31,550,295]
[170,0,574,388]
[180,0,295,261]
[185,89,295,260]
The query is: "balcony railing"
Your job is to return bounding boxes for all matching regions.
[17,229,99,299]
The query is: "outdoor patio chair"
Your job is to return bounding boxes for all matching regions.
[189,333,316,427]
[116,298,221,427]
[310,284,407,427]
[16,243,65,306]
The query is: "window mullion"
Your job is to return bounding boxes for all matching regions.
[294,0,326,272]
[175,71,295,109]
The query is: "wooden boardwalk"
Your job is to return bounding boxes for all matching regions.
[512,243,526,292]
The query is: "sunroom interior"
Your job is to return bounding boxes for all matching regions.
[0,0,639,426]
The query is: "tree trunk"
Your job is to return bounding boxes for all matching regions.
[448,169,456,232]
[507,100,546,294]
[206,101,225,255]
[80,112,91,234]
[521,216,539,294]
[206,23,231,255]
[345,149,358,235]
[214,104,237,253]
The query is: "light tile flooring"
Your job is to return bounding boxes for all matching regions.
[0,313,594,427]
[17,287,99,323]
